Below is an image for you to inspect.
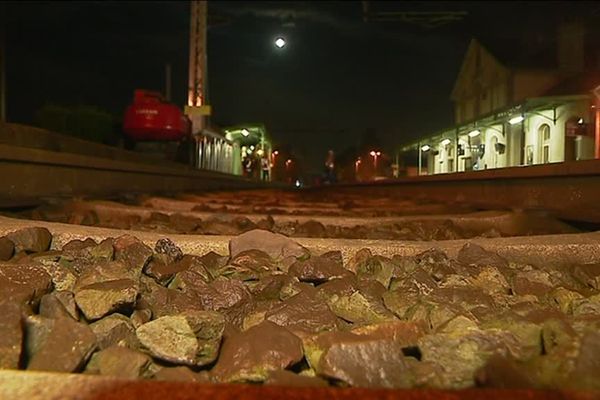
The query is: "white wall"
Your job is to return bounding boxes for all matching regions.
[523,100,590,165]
[482,125,507,169]
[419,98,594,175]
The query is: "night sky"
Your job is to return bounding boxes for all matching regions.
[3,1,599,173]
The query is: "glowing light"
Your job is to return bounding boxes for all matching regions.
[273,150,279,156]
[509,116,524,125]
[369,151,376,156]
[441,138,451,146]
[286,159,292,165]
[376,151,381,156]
[421,145,430,152]
[275,37,286,48]
[257,149,264,156]
[246,149,252,155]
[250,145,255,150]
[241,128,250,137]
[295,180,301,187]
[578,118,584,124]
[468,129,481,138]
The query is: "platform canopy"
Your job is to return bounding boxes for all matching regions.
[223,123,271,148]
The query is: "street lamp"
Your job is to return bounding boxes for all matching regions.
[274,37,286,48]
[468,129,481,138]
[241,128,250,137]
[355,158,361,175]
[370,150,381,172]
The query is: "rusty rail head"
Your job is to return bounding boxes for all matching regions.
[0,371,598,400]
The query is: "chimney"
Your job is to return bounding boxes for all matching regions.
[557,19,585,76]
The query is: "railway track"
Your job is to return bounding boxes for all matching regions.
[1,131,600,398]
[1,184,600,399]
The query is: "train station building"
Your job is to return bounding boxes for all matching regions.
[399,21,600,175]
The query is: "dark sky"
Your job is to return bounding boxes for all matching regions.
[3,1,599,173]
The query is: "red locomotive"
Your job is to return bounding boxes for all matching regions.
[123,90,191,142]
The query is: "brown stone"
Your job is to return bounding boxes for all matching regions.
[457,243,508,268]
[7,227,52,253]
[317,276,358,301]
[511,274,553,297]
[90,313,138,350]
[328,290,395,325]
[167,258,212,292]
[26,315,97,372]
[147,254,208,285]
[113,235,153,274]
[418,329,523,388]
[248,274,295,301]
[266,289,339,335]
[474,354,534,388]
[350,320,426,342]
[564,330,600,389]
[75,260,140,290]
[153,366,211,382]
[304,321,424,372]
[229,229,309,264]
[85,345,151,379]
[382,289,420,320]
[211,321,303,383]
[39,291,79,320]
[0,263,53,306]
[139,276,203,318]
[169,213,202,233]
[136,311,224,366]
[572,263,600,290]
[230,249,278,273]
[320,250,343,266]
[197,251,228,276]
[319,338,417,388]
[346,248,372,273]
[0,237,15,261]
[293,220,327,238]
[0,301,24,369]
[147,211,171,225]
[172,276,253,328]
[256,215,275,231]
[61,238,98,252]
[75,279,138,321]
[154,238,184,263]
[288,256,352,284]
[355,256,397,288]
[130,308,152,329]
[279,280,315,301]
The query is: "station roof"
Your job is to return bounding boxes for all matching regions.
[398,94,590,151]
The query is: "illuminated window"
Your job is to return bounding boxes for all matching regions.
[538,124,551,164]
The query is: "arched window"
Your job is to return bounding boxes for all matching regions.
[538,124,551,164]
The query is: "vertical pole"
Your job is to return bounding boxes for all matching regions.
[187,1,207,135]
[418,143,422,176]
[455,128,459,172]
[188,1,207,107]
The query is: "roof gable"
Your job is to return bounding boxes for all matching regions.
[450,39,508,101]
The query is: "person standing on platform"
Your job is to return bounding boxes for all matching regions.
[324,150,336,184]
[261,157,270,181]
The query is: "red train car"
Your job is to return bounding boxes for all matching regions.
[123,90,191,142]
